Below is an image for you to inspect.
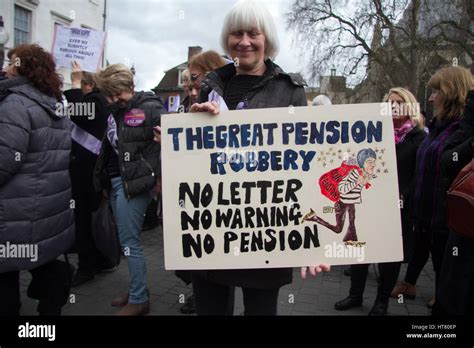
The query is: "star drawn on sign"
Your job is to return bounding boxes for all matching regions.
[330,159,334,163]
[381,148,386,154]
[332,152,336,156]
[329,147,333,152]
[375,148,379,153]
[382,161,386,167]
[323,162,327,167]
[377,169,381,174]
[338,149,342,153]
[378,156,383,160]
[338,156,342,160]
[384,168,389,173]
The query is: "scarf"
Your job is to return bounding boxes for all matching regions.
[394,119,415,144]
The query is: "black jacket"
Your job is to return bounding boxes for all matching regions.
[396,127,426,260]
[432,90,474,234]
[436,90,474,315]
[412,116,463,227]
[200,59,308,109]
[195,60,308,290]
[0,76,74,272]
[64,88,108,190]
[94,91,165,199]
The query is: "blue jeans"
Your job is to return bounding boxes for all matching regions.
[110,177,151,304]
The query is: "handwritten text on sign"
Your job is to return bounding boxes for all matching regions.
[161,104,403,269]
[52,26,106,72]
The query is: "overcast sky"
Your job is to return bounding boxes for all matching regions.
[107,0,308,91]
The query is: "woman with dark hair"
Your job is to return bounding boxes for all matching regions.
[391,66,473,310]
[0,44,75,315]
[433,88,474,316]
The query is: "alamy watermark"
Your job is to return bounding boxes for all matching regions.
[0,242,38,262]
[215,147,259,166]
[380,101,421,117]
[18,322,55,341]
[56,102,96,120]
[324,241,365,262]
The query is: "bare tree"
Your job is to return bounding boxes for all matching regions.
[287,0,473,103]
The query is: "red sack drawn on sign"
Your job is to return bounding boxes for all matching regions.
[319,162,368,202]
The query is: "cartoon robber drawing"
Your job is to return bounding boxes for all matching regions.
[302,148,377,244]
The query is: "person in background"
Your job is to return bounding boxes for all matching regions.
[334,88,426,315]
[64,61,113,287]
[0,44,74,315]
[312,94,332,106]
[434,87,474,316]
[188,0,330,315]
[94,64,165,315]
[188,50,228,107]
[172,51,229,315]
[179,69,191,113]
[391,66,472,310]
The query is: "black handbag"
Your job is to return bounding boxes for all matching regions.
[91,199,122,266]
[447,158,474,239]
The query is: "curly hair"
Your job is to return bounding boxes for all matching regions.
[8,44,63,101]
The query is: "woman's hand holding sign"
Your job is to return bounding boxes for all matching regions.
[190,101,220,115]
[70,61,83,89]
[301,264,331,279]
[153,126,161,143]
[153,102,220,144]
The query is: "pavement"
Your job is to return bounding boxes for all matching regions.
[19,225,435,316]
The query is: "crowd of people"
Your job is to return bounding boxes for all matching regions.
[0,0,472,317]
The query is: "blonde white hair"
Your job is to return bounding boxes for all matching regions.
[383,87,425,129]
[220,0,280,60]
[312,95,332,106]
[98,63,134,97]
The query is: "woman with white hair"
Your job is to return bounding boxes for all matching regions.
[188,0,330,315]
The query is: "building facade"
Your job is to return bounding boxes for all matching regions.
[305,69,349,105]
[153,46,202,112]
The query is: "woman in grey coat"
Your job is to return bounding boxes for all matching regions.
[0,44,74,315]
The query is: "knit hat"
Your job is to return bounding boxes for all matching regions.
[357,148,377,168]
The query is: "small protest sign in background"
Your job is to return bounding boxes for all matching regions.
[161,103,403,269]
[52,26,106,72]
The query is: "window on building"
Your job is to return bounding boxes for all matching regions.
[169,96,176,106]
[178,70,185,87]
[14,5,32,46]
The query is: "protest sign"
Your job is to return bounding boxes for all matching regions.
[161,103,403,269]
[52,26,106,72]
